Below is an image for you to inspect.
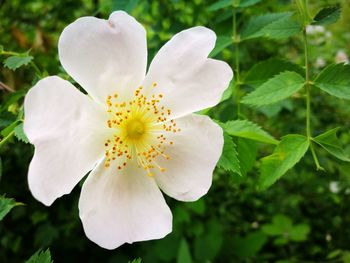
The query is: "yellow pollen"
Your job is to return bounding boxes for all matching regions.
[102,83,179,176]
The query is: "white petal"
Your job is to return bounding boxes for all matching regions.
[143,26,233,118]
[58,11,147,103]
[154,114,223,201]
[24,76,110,206]
[79,159,172,249]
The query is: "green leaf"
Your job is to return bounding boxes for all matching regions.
[312,6,341,26]
[207,0,261,11]
[4,53,33,70]
[232,231,267,258]
[236,138,258,175]
[222,120,278,145]
[1,120,19,137]
[25,249,53,263]
[128,259,142,263]
[14,123,29,143]
[313,128,350,162]
[217,133,241,175]
[220,80,234,102]
[209,36,232,57]
[0,196,23,220]
[241,12,301,40]
[244,58,304,88]
[314,63,350,100]
[0,157,2,185]
[112,0,140,13]
[242,71,305,107]
[259,135,309,189]
[290,224,310,241]
[177,239,193,263]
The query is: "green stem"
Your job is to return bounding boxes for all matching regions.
[232,6,241,118]
[303,28,323,171]
[0,131,15,149]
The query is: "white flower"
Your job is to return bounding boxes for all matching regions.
[335,50,349,64]
[23,11,232,249]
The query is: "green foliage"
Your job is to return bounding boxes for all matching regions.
[0,196,23,220]
[3,53,33,70]
[232,231,267,258]
[177,239,193,263]
[14,123,29,143]
[242,71,305,107]
[112,0,140,13]
[209,36,232,57]
[262,214,310,244]
[244,58,304,88]
[222,119,278,144]
[312,6,341,26]
[240,12,301,40]
[25,249,52,263]
[207,0,261,11]
[128,259,142,263]
[259,135,309,189]
[314,63,350,100]
[313,128,350,162]
[217,133,241,175]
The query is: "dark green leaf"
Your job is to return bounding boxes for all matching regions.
[177,239,193,263]
[14,123,29,143]
[312,6,341,26]
[209,36,232,57]
[244,58,304,88]
[236,138,258,176]
[242,71,305,107]
[1,120,19,137]
[232,231,267,258]
[259,135,309,189]
[217,133,241,175]
[0,196,23,220]
[313,128,350,162]
[128,259,142,263]
[314,63,350,100]
[241,12,301,40]
[222,120,278,144]
[4,53,33,70]
[112,0,140,13]
[25,249,52,263]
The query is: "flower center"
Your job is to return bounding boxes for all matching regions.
[126,119,145,140]
[103,83,180,176]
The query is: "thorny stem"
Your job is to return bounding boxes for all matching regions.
[303,28,323,171]
[232,5,241,118]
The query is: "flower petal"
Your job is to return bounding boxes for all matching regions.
[79,159,172,249]
[24,76,110,206]
[154,114,223,201]
[58,11,147,103]
[143,26,233,118]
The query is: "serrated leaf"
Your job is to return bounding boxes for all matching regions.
[0,196,23,220]
[177,239,193,263]
[209,36,232,57]
[314,63,350,100]
[242,71,305,107]
[312,6,341,26]
[236,138,257,175]
[259,135,309,189]
[241,12,301,40]
[14,123,29,143]
[222,120,278,144]
[244,58,304,88]
[313,128,350,162]
[4,54,33,70]
[217,133,241,175]
[25,249,52,263]
[207,0,261,11]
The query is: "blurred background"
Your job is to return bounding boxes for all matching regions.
[1,0,350,262]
